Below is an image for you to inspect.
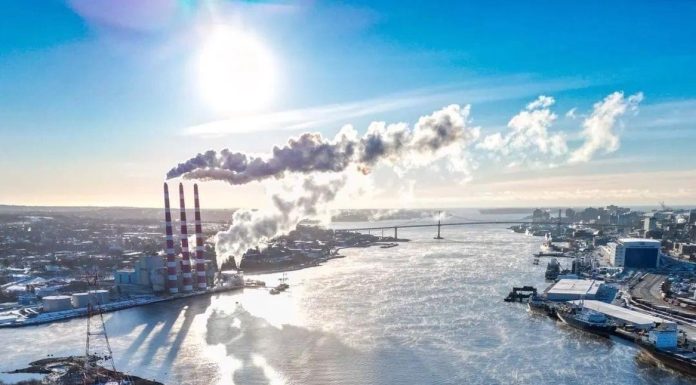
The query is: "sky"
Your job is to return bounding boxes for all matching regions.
[0,0,695,209]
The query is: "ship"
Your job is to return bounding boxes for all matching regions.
[544,258,561,280]
[637,342,696,377]
[556,305,615,337]
[635,325,696,377]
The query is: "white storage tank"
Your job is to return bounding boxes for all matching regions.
[71,292,90,308]
[88,290,110,305]
[43,295,72,312]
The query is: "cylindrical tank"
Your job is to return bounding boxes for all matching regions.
[87,290,110,305]
[71,292,90,308]
[43,295,72,312]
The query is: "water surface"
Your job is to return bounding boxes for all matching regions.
[1,222,690,385]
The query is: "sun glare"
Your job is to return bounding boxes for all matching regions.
[197,26,276,114]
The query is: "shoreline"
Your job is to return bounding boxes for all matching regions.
[0,284,244,329]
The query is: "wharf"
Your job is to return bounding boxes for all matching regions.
[0,284,244,328]
[533,252,572,258]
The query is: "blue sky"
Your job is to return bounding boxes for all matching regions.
[0,0,695,208]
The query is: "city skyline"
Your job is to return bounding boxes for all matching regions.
[1,1,695,208]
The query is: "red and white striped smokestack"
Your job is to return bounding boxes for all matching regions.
[163,183,178,294]
[179,183,193,292]
[193,184,207,290]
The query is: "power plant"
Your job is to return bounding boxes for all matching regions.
[163,182,212,294]
[163,183,178,294]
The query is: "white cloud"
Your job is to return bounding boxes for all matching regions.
[568,91,643,163]
[526,95,554,110]
[476,95,568,159]
[565,107,578,119]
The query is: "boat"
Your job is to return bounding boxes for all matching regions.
[634,325,696,377]
[556,305,615,337]
[540,233,552,253]
[527,295,556,318]
[545,258,561,280]
[637,341,696,377]
[269,288,280,295]
[277,273,290,291]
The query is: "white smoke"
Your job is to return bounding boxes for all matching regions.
[170,104,479,265]
[214,174,346,267]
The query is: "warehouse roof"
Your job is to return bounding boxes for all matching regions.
[568,300,676,329]
[547,279,601,297]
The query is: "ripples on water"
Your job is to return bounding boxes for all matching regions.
[1,224,692,385]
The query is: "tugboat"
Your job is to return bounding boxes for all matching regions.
[556,304,615,337]
[269,273,289,295]
[545,258,561,280]
[636,324,696,377]
[527,294,556,318]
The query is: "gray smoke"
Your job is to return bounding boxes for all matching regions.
[167,104,477,183]
[168,104,478,265]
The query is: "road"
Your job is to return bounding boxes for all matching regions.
[631,273,667,307]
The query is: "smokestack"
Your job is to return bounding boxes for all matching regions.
[193,184,207,290]
[179,183,193,292]
[163,183,178,294]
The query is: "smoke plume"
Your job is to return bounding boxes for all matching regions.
[167,104,477,184]
[169,104,478,266]
[215,175,346,265]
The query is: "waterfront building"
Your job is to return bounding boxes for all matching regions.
[115,254,167,292]
[607,238,661,269]
[545,279,602,301]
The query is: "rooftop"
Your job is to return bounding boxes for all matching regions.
[619,238,661,245]
[568,300,676,328]
[547,279,601,296]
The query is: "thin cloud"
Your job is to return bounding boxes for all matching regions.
[182,76,591,137]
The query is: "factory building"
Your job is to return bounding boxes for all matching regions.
[160,182,211,294]
[115,254,168,293]
[115,183,211,294]
[607,238,661,269]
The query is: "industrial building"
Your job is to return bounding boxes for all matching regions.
[113,183,211,294]
[545,279,602,301]
[602,238,661,269]
[115,254,167,292]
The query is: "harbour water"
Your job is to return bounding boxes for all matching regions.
[1,222,692,385]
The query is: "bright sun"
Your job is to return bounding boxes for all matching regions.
[197,26,276,114]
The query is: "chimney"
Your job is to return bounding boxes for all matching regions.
[194,184,207,290]
[163,183,178,294]
[179,183,193,292]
